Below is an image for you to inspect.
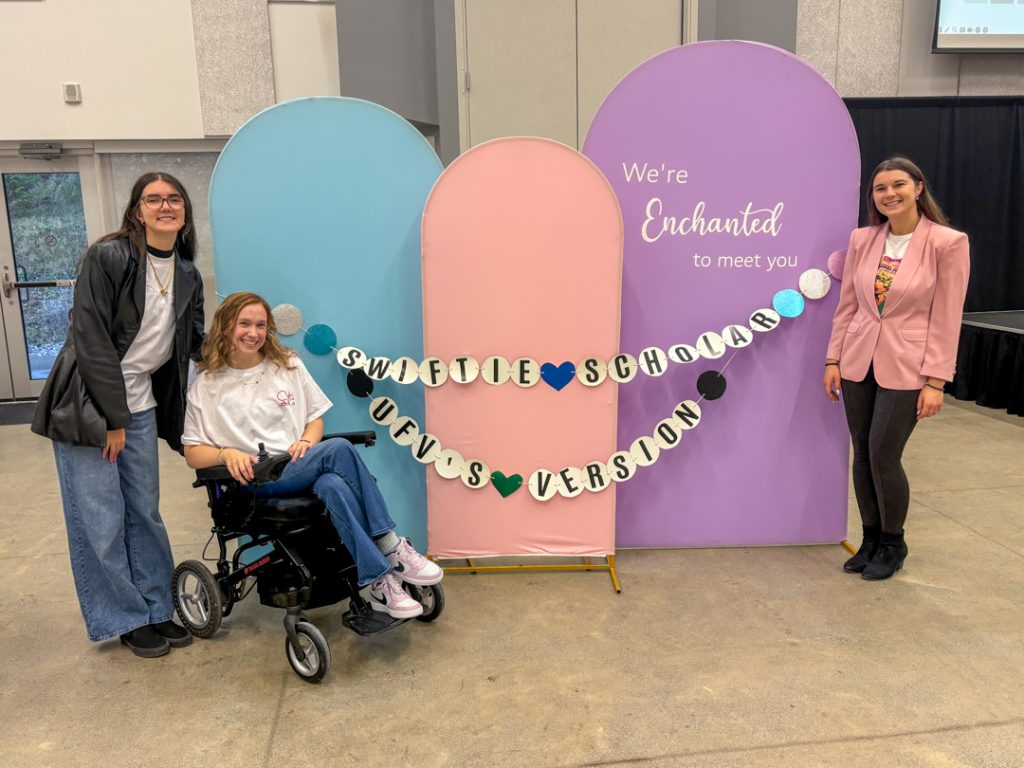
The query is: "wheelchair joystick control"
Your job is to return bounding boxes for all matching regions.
[257,442,270,462]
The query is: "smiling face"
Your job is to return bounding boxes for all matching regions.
[871,169,923,232]
[231,302,268,364]
[135,179,186,246]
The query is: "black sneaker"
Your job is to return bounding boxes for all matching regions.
[151,620,193,648]
[120,625,171,658]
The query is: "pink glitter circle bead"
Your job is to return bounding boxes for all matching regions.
[827,249,846,279]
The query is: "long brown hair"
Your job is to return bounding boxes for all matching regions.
[98,171,197,261]
[865,156,949,227]
[198,292,296,373]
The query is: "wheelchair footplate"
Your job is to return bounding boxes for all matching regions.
[342,599,408,636]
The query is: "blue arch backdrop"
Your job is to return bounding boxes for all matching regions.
[209,97,444,547]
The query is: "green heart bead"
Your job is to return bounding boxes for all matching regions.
[491,471,523,498]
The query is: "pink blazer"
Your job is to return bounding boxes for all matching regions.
[826,217,970,390]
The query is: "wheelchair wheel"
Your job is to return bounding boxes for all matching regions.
[286,621,331,683]
[406,582,445,623]
[172,560,223,638]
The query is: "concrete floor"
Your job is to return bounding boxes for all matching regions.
[1,398,1022,768]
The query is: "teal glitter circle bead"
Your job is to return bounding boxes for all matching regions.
[304,323,337,355]
[772,289,805,318]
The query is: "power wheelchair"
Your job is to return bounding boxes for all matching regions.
[172,431,444,683]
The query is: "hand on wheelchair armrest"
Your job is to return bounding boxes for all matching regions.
[194,453,292,485]
[193,432,376,485]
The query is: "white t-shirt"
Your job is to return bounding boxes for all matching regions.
[884,231,914,261]
[182,355,332,455]
[121,253,175,413]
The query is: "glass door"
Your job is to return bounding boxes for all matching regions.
[0,157,100,399]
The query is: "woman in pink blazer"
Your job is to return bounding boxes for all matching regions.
[824,157,970,580]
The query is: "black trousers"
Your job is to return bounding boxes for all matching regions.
[841,367,920,534]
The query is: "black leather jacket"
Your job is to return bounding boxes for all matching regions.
[31,237,204,452]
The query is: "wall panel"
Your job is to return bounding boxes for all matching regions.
[796,0,840,88]
[464,0,576,148]
[190,0,276,137]
[577,0,681,146]
[960,55,1024,96]
[836,0,902,97]
[270,2,341,101]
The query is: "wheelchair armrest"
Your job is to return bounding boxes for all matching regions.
[195,464,233,483]
[192,433,375,485]
[193,453,292,485]
[324,430,376,447]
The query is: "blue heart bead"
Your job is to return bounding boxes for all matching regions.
[540,361,576,391]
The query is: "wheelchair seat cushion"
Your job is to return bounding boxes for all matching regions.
[215,493,327,532]
[253,494,326,524]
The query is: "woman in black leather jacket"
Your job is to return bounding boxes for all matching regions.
[32,172,204,658]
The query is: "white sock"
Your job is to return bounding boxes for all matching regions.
[374,530,400,555]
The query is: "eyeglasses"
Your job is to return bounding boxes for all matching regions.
[140,194,185,210]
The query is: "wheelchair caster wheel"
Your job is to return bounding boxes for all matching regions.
[286,621,331,683]
[405,582,445,623]
[172,560,223,638]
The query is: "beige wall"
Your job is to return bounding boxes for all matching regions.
[269,2,341,102]
[0,0,336,142]
[2,0,1018,146]
[0,0,204,141]
[796,0,1024,96]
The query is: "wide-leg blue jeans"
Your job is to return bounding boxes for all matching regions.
[53,408,175,642]
[255,438,396,587]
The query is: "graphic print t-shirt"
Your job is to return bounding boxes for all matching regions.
[875,231,913,313]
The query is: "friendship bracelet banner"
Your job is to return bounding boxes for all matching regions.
[209,97,443,548]
[583,42,860,547]
[274,303,803,389]
[272,261,840,505]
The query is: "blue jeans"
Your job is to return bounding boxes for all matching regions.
[255,438,396,587]
[53,408,175,642]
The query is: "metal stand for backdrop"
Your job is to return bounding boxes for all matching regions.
[435,545,859,593]
[433,555,621,593]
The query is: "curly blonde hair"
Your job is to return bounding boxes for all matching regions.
[198,291,296,373]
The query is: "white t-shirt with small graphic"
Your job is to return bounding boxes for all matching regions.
[182,355,331,455]
[121,253,175,413]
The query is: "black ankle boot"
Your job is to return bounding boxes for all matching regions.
[862,531,908,581]
[843,525,881,573]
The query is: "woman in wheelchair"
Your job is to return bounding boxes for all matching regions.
[181,291,442,620]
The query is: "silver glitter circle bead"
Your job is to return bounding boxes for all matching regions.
[272,303,303,335]
[798,268,832,300]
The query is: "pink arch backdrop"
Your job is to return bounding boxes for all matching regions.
[421,138,623,557]
[583,42,860,547]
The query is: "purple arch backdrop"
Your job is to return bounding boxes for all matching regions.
[583,42,860,547]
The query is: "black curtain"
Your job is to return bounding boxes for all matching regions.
[953,325,1024,416]
[844,97,1024,313]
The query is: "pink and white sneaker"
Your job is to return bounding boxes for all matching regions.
[387,537,444,585]
[369,573,423,619]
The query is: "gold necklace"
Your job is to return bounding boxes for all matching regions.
[148,253,174,296]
